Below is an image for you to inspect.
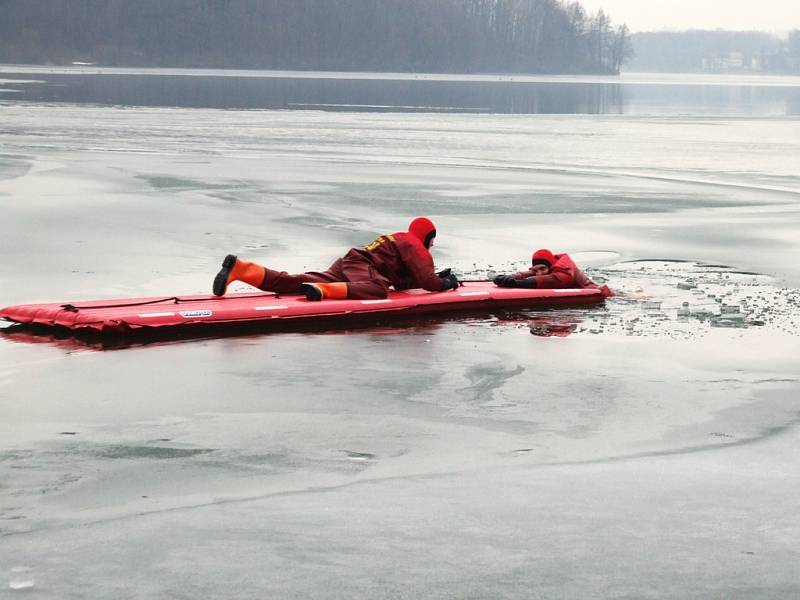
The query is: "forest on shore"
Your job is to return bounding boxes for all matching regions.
[0,0,632,74]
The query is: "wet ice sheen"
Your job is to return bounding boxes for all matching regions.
[9,566,34,590]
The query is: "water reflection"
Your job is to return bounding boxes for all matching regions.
[0,72,623,114]
[528,314,581,337]
[0,313,450,352]
[1,70,798,115]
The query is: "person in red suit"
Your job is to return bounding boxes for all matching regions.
[493,249,614,296]
[212,217,460,301]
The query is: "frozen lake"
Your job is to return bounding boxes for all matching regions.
[1,69,799,598]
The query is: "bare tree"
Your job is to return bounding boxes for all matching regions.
[0,0,633,74]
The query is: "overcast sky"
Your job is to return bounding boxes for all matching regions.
[577,0,799,33]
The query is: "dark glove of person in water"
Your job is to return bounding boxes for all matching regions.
[440,272,461,290]
[493,274,517,287]
[514,277,537,289]
[436,268,452,278]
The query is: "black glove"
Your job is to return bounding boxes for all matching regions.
[514,277,537,289]
[440,273,460,291]
[493,274,517,287]
[436,268,452,278]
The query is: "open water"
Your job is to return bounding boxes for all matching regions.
[1,67,799,599]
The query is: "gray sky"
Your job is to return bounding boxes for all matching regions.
[578,0,799,33]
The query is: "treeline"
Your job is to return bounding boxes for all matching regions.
[628,30,800,73]
[0,0,632,74]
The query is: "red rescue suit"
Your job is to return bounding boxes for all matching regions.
[261,219,446,299]
[514,253,614,297]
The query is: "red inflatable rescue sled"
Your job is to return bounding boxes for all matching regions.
[0,281,606,335]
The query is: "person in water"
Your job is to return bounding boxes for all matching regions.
[493,248,614,296]
[213,217,460,301]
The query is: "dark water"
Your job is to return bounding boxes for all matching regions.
[2,67,800,115]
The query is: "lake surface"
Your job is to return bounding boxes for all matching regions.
[1,68,799,598]
[2,66,800,115]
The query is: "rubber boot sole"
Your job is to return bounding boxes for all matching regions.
[212,254,237,296]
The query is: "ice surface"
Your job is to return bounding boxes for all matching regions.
[8,566,34,590]
[1,81,799,598]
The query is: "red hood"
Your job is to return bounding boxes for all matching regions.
[531,248,556,267]
[408,217,436,248]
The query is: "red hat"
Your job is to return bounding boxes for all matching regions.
[408,217,437,249]
[531,248,555,268]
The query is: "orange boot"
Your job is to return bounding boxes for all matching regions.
[300,282,348,301]
[212,254,267,296]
